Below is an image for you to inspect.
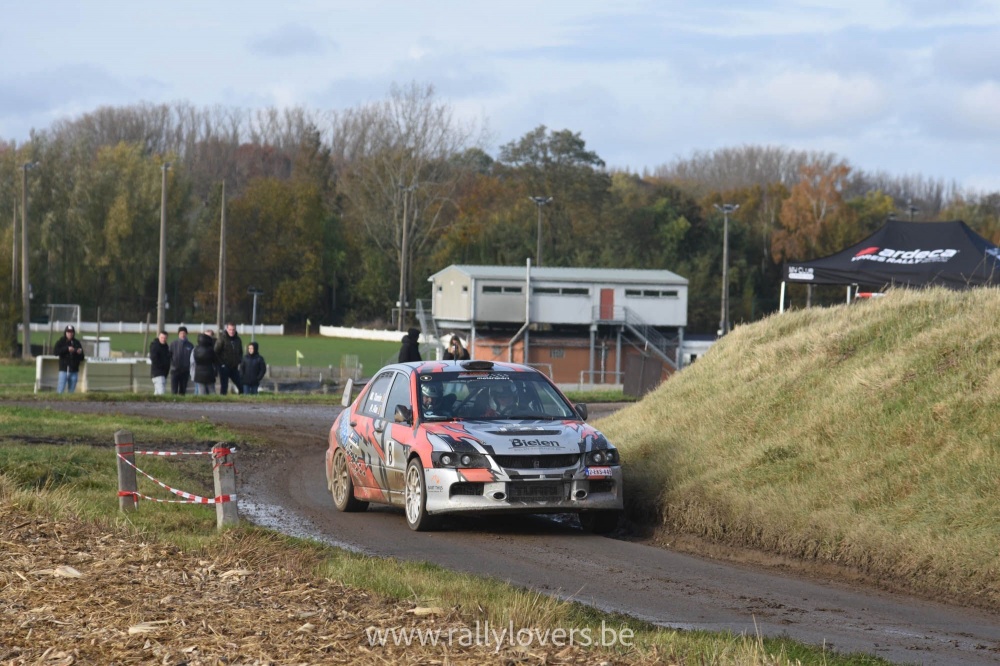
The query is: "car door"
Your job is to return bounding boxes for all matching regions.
[350,371,396,497]
[378,370,414,504]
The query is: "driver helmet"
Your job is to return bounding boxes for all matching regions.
[421,382,443,399]
[491,381,516,402]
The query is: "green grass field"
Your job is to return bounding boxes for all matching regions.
[27,332,403,373]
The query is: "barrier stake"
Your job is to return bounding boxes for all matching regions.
[213,443,239,529]
[115,430,137,512]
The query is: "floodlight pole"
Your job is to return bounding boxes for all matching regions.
[398,182,417,331]
[907,199,918,222]
[156,162,171,334]
[714,203,739,336]
[21,162,37,360]
[530,196,553,267]
[217,181,226,330]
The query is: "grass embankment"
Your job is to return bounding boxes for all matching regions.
[0,407,884,664]
[601,287,1000,609]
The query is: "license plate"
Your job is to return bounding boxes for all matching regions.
[509,483,562,500]
[585,466,612,478]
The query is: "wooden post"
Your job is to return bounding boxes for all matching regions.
[213,444,239,529]
[115,430,137,513]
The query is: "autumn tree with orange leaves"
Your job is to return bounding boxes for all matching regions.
[771,162,855,263]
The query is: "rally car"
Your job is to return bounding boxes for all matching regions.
[325,359,623,532]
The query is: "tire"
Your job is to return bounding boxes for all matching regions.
[579,510,620,534]
[404,458,440,531]
[330,448,368,512]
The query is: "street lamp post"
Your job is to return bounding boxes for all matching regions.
[217,180,226,330]
[247,287,264,342]
[907,199,918,222]
[156,163,171,334]
[398,183,417,331]
[714,203,739,336]
[21,162,38,360]
[529,196,553,267]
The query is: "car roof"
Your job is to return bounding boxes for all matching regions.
[378,360,539,376]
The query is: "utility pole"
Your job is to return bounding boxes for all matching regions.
[714,203,739,336]
[530,196,553,267]
[398,183,417,331]
[21,162,37,360]
[907,199,919,222]
[156,163,171,334]
[217,181,226,330]
[11,200,17,300]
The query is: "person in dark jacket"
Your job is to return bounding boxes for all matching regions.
[53,325,85,393]
[443,334,470,361]
[398,327,422,363]
[149,331,172,395]
[168,326,194,395]
[191,331,218,395]
[238,341,267,395]
[215,322,243,394]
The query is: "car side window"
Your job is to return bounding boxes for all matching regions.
[361,372,395,419]
[384,371,412,421]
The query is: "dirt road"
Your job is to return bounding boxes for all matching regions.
[26,400,1000,664]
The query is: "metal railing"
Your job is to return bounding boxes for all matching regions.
[593,305,678,370]
[415,299,442,355]
[578,369,623,385]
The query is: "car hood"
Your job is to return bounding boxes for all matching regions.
[423,419,607,455]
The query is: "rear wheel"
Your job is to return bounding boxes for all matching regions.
[405,458,440,531]
[330,448,368,512]
[579,510,620,534]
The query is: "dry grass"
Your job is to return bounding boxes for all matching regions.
[602,287,1000,609]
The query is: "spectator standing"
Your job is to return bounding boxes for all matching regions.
[53,325,85,393]
[398,327,422,363]
[239,341,267,395]
[215,322,244,394]
[168,326,194,395]
[149,331,172,395]
[191,330,218,395]
[443,335,470,361]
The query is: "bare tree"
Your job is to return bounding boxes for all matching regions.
[331,82,484,325]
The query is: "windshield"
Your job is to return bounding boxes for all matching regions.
[417,371,577,421]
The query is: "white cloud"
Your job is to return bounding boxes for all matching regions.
[711,69,887,134]
[955,82,1000,132]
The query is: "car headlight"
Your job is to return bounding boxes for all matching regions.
[432,451,487,468]
[586,448,619,466]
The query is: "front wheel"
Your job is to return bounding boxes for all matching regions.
[579,510,620,534]
[330,448,368,512]
[404,458,440,531]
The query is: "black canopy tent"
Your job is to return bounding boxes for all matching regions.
[780,220,1000,311]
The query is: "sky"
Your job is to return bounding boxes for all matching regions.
[2,1,1000,191]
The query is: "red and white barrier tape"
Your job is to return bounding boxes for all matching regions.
[134,447,237,457]
[117,453,235,505]
[118,490,234,504]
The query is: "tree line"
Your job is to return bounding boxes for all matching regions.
[2,82,998,356]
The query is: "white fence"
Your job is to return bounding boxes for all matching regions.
[25,322,284,335]
[319,325,439,345]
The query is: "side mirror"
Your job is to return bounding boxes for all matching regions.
[574,403,588,420]
[341,378,354,407]
[395,404,413,424]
